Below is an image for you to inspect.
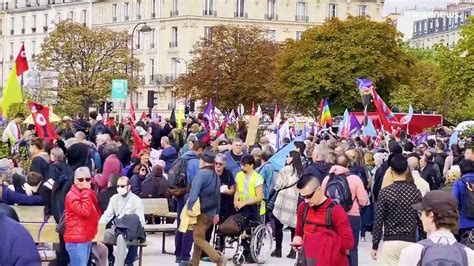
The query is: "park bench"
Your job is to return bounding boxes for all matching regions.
[14,205,106,262]
[142,198,177,255]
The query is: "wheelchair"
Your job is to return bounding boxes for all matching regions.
[213,215,273,265]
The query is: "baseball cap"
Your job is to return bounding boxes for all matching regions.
[200,150,215,164]
[412,190,457,215]
[0,158,9,173]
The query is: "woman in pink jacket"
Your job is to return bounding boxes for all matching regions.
[321,154,369,266]
[94,142,122,192]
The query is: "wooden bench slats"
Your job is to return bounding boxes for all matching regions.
[12,205,52,223]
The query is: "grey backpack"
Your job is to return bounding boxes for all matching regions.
[417,237,468,266]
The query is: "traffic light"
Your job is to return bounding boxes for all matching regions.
[189,99,196,113]
[147,90,158,109]
[107,102,114,113]
[98,101,106,114]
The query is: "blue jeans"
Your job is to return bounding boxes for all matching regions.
[65,242,92,266]
[175,197,193,261]
[348,215,361,266]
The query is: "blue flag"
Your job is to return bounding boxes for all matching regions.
[269,141,296,171]
[363,118,377,137]
[416,132,429,146]
[449,131,459,148]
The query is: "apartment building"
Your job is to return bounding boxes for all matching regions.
[1,0,384,115]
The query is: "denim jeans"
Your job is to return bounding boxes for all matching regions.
[175,196,193,261]
[348,215,361,266]
[65,242,92,266]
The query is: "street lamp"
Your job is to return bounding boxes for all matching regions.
[130,22,152,93]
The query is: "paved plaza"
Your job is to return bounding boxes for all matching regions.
[140,231,382,266]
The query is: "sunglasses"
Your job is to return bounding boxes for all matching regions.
[77,177,92,183]
[118,185,128,188]
[215,162,224,166]
[301,190,316,199]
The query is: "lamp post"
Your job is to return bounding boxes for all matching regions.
[130,22,152,111]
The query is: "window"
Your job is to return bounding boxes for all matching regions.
[136,31,141,49]
[357,5,367,17]
[204,26,213,44]
[204,0,214,15]
[32,40,36,58]
[33,15,36,28]
[124,2,129,20]
[150,28,156,48]
[82,10,87,25]
[267,0,276,19]
[170,26,178,47]
[328,4,337,19]
[171,0,178,16]
[57,12,62,22]
[112,3,117,20]
[149,59,155,82]
[10,17,15,35]
[152,0,156,17]
[235,0,245,18]
[68,11,74,22]
[10,42,14,60]
[171,57,178,78]
[266,30,276,41]
[296,2,307,21]
[136,0,141,19]
[21,16,25,33]
[44,13,48,26]
[296,31,303,40]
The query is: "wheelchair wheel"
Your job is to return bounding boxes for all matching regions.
[250,224,273,263]
[233,253,245,265]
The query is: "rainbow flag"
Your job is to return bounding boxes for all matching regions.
[319,99,333,127]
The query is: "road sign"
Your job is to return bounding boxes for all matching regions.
[111,79,128,101]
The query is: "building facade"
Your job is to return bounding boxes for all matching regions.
[1,0,384,116]
[409,2,474,49]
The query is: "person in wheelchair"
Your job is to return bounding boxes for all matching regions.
[232,155,265,263]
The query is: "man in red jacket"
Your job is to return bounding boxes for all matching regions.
[64,167,101,266]
[291,174,354,266]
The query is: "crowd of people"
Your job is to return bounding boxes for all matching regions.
[1,110,474,266]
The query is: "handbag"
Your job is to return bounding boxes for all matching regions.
[267,179,299,213]
[56,211,66,234]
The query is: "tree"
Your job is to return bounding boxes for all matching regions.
[275,16,414,116]
[434,17,474,122]
[37,21,139,114]
[175,25,282,111]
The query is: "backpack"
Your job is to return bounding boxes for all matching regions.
[461,179,474,219]
[324,173,353,212]
[89,146,102,172]
[167,158,189,197]
[140,175,163,198]
[298,201,345,266]
[417,238,468,266]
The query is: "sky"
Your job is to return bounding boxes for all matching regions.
[384,0,453,14]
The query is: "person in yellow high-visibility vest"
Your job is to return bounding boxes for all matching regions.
[234,154,265,263]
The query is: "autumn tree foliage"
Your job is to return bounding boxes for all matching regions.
[175,25,283,111]
[38,21,139,114]
[275,16,414,116]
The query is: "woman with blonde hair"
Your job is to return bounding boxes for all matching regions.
[442,168,461,194]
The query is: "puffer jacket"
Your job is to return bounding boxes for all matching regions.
[64,185,101,243]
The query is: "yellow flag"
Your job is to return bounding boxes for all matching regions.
[177,106,185,129]
[2,64,23,117]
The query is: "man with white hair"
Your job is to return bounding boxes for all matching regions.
[100,176,145,266]
[303,144,332,183]
[408,156,430,196]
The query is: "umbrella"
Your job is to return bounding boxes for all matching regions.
[23,108,61,124]
[454,121,474,132]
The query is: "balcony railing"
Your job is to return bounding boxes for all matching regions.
[137,14,141,20]
[43,25,48,32]
[170,10,179,17]
[153,74,177,85]
[234,12,248,18]
[151,12,156,18]
[32,27,36,33]
[265,14,278,20]
[169,41,178,48]
[203,10,217,16]
[295,15,309,22]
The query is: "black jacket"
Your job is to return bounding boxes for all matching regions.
[97,186,118,213]
[373,161,389,202]
[114,214,146,242]
[421,163,440,190]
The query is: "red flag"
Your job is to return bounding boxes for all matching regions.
[129,96,136,123]
[139,112,147,121]
[251,102,256,116]
[130,122,146,157]
[28,102,58,140]
[372,88,395,133]
[319,99,324,123]
[16,44,29,76]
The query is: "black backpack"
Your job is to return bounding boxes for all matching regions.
[461,179,474,219]
[324,173,353,212]
[140,175,166,198]
[167,158,189,197]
